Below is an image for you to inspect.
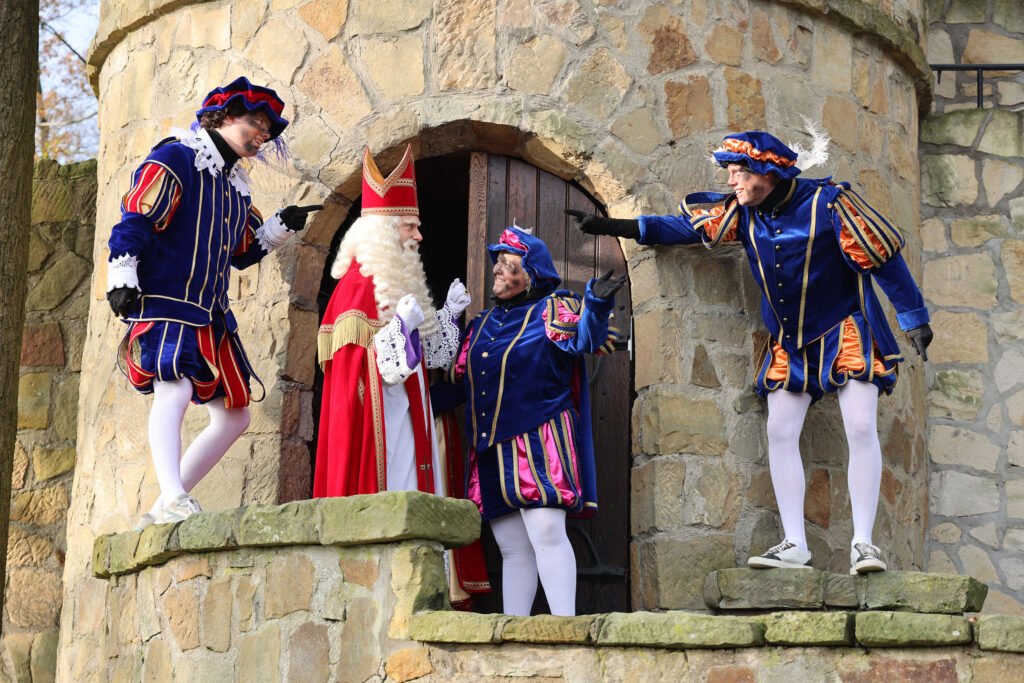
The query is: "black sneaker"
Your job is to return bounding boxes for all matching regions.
[747,540,813,569]
[850,542,886,575]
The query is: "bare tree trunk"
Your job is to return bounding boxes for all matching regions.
[0,0,39,632]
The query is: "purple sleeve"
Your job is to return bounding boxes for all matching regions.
[396,314,423,368]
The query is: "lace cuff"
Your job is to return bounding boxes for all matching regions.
[423,306,461,369]
[255,212,292,253]
[374,317,416,385]
[107,254,141,293]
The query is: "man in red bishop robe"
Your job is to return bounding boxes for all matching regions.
[314,144,468,498]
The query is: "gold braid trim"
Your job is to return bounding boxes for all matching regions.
[317,311,385,369]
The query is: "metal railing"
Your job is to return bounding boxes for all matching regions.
[930,64,1024,108]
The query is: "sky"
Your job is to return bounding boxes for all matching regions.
[39,0,100,160]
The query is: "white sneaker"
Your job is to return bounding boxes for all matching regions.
[850,542,886,575]
[161,494,202,523]
[132,511,160,532]
[747,539,813,569]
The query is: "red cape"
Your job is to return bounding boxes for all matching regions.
[313,261,433,497]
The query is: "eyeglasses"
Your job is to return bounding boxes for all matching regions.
[243,114,271,139]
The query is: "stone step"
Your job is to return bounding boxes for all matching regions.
[703,568,987,614]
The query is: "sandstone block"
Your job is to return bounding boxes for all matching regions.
[246,20,308,84]
[384,646,434,683]
[996,349,1024,394]
[631,457,685,535]
[359,34,425,99]
[287,622,329,682]
[861,571,988,614]
[265,553,314,618]
[318,491,480,548]
[597,611,765,649]
[298,0,348,41]
[92,533,111,578]
[407,611,507,643]
[6,569,63,628]
[133,523,180,568]
[854,611,971,647]
[928,424,998,471]
[927,312,988,365]
[4,632,33,682]
[634,535,735,611]
[299,46,373,132]
[202,578,233,653]
[30,630,59,683]
[920,154,978,207]
[930,522,962,544]
[506,35,567,95]
[610,108,662,156]
[976,614,1024,652]
[339,555,380,589]
[1002,241,1024,305]
[336,595,382,681]
[1007,478,1024,519]
[163,583,201,650]
[31,446,76,481]
[811,23,852,91]
[239,624,282,683]
[681,459,740,530]
[11,485,69,526]
[389,544,448,637]
[704,568,824,610]
[432,0,497,90]
[921,110,986,147]
[169,555,211,583]
[25,253,89,312]
[177,508,239,551]
[17,372,52,430]
[502,615,599,644]
[238,500,319,547]
[725,68,766,130]
[964,29,1024,68]
[20,322,64,367]
[979,111,1024,159]
[951,215,1006,248]
[637,388,727,456]
[823,573,859,608]
[640,4,696,75]
[930,471,1000,517]
[140,639,172,683]
[12,442,27,490]
[665,75,714,140]
[928,369,984,420]
[7,528,55,567]
[982,159,1024,207]
[763,611,853,646]
[349,0,429,34]
[564,48,630,119]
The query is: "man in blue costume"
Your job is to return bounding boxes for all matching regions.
[446,226,624,615]
[106,77,321,528]
[567,130,932,575]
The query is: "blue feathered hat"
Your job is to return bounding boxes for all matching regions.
[712,131,801,179]
[195,77,289,140]
[487,227,561,293]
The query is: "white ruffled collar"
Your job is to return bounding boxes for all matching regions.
[172,127,252,196]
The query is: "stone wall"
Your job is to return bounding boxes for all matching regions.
[81,493,1024,682]
[2,160,96,683]
[921,1,1024,616]
[65,1,936,671]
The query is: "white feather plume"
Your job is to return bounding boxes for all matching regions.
[789,117,830,172]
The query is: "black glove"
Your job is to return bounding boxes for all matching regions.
[107,286,140,318]
[907,323,933,362]
[279,204,324,232]
[591,269,627,301]
[564,209,640,239]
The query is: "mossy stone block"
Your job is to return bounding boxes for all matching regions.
[855,611,972,647]
[502,615,601,644]
[764,611,854,646]
[177,508,239,551]
[237,500,319,546]
[597,611,765,649]
[975,615,1024,653]
[406,611,508,644]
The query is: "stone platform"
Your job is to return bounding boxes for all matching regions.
[704,568,988,614]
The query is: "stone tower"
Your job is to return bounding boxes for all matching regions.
[60,0,934,673]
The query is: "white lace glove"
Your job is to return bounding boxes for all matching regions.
[396,294,425,331]
[444,278,471,317]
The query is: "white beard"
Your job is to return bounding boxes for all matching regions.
[331,215,438,335]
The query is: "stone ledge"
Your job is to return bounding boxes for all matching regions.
[408,609,996,651]
[855,612,973,647]
[704,569,987,614]
[975,615,1024,653]
[93,492,480,578]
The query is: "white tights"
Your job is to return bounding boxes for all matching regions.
[765,380,882,550]
[147,378,251,514]
[489,508,577,616]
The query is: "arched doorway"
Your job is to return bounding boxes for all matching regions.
[312,151,633,614]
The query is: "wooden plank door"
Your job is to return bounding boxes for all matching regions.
[466,153,632,614]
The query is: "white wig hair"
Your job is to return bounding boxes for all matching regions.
[330,215,438,335]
